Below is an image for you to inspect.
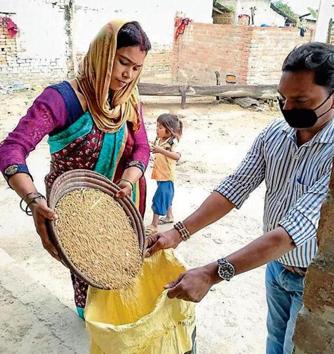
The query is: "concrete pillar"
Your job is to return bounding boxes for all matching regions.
[64,0,76,79]
[314,0,334,42]
[293,167,334,353]
[234,0,241,25]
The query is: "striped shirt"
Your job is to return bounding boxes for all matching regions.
[215,118,334,267]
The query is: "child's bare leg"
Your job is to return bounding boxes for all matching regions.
[151,214,160,228]
[145,214,159,236]
[159,207,174,224]
[167,206,173,220]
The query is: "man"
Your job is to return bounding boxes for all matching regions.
[145,42,334,354]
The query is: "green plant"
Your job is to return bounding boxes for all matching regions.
[273,0,298,20]
[307,7,318,19]
[213,0,235,13]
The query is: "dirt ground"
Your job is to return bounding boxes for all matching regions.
[0,87,279,354]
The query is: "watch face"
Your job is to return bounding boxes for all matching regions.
[217,259,235,281]
[4,165,18,176]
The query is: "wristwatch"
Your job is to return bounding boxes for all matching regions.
[217,258,235,281]
[3,164,33,183]
[4,164,19,176]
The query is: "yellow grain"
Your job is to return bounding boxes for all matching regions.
[54,188,142,289]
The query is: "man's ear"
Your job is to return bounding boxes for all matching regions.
[331,93,334,109]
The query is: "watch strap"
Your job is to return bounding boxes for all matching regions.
[3,164,33,186]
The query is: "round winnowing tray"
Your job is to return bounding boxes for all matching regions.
[47,169,145,290]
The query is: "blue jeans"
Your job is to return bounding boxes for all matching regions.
[265,261,305,354]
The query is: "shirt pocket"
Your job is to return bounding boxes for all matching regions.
[293,180,310,201]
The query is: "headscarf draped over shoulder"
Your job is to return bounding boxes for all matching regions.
[76,19,142,133]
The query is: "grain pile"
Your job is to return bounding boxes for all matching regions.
[54,188,142,289]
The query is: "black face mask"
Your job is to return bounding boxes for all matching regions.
[279,91,334,128]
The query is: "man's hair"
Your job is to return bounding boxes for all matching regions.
[117,21,151,52]
[282,42,334,92]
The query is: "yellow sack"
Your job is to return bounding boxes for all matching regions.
[85,250,196,354]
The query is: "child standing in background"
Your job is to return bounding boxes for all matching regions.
[146,113,183,236]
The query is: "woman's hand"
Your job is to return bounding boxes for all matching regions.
[30,198,60,261]
[116,179,133,198]
[145,228,182,257]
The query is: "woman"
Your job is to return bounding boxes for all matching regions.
[0,19,151,319]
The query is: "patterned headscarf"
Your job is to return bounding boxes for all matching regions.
[76,19,142,133]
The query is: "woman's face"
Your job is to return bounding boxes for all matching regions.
[110,46,146,91]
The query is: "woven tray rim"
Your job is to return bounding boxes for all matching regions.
[47,169,145,290]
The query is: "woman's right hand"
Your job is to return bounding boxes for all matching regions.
[30,198,60,261]
[145,228,182,257]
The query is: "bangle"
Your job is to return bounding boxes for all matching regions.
[117,178,134,190]
[20,192,46,216]
[125,160,146,175]
[173,221,191,241]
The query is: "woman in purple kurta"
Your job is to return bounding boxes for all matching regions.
[0,20,151,318]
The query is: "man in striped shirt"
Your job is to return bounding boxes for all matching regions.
[146,42,334,354]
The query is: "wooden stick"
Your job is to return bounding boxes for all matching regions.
[138,83,277,99]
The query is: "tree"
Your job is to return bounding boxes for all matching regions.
[273,0,298,21]
[307,7,318,19]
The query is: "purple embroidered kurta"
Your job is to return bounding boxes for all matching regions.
[0,83,150,211]
[0,82,150,311]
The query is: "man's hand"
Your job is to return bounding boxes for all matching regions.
[165,263,220,302]
[145,228,182,257]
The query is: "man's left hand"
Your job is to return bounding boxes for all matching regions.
[165,263,219,303]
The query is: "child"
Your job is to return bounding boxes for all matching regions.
[146,113,183,236]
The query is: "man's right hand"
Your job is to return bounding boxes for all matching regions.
[145,228,182,257]
[30,199,60,261]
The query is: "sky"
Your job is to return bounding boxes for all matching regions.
[284,0,321,15]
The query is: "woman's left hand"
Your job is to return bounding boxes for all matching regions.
[115,180,132,199]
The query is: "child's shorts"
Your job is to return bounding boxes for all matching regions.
[152,181,174,216]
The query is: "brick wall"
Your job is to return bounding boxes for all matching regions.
[247,27,312,84]
[75,46,173,84]
[212,12,233,25]
[0,4,318,87]
[0,19,17,66]
[0,0,212,86]
[0,1,67,85]
[172,23,253,85]
[293,169,334,353]
[140,46,173,84]
[0,17,66,83]
[172,23,312,85]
